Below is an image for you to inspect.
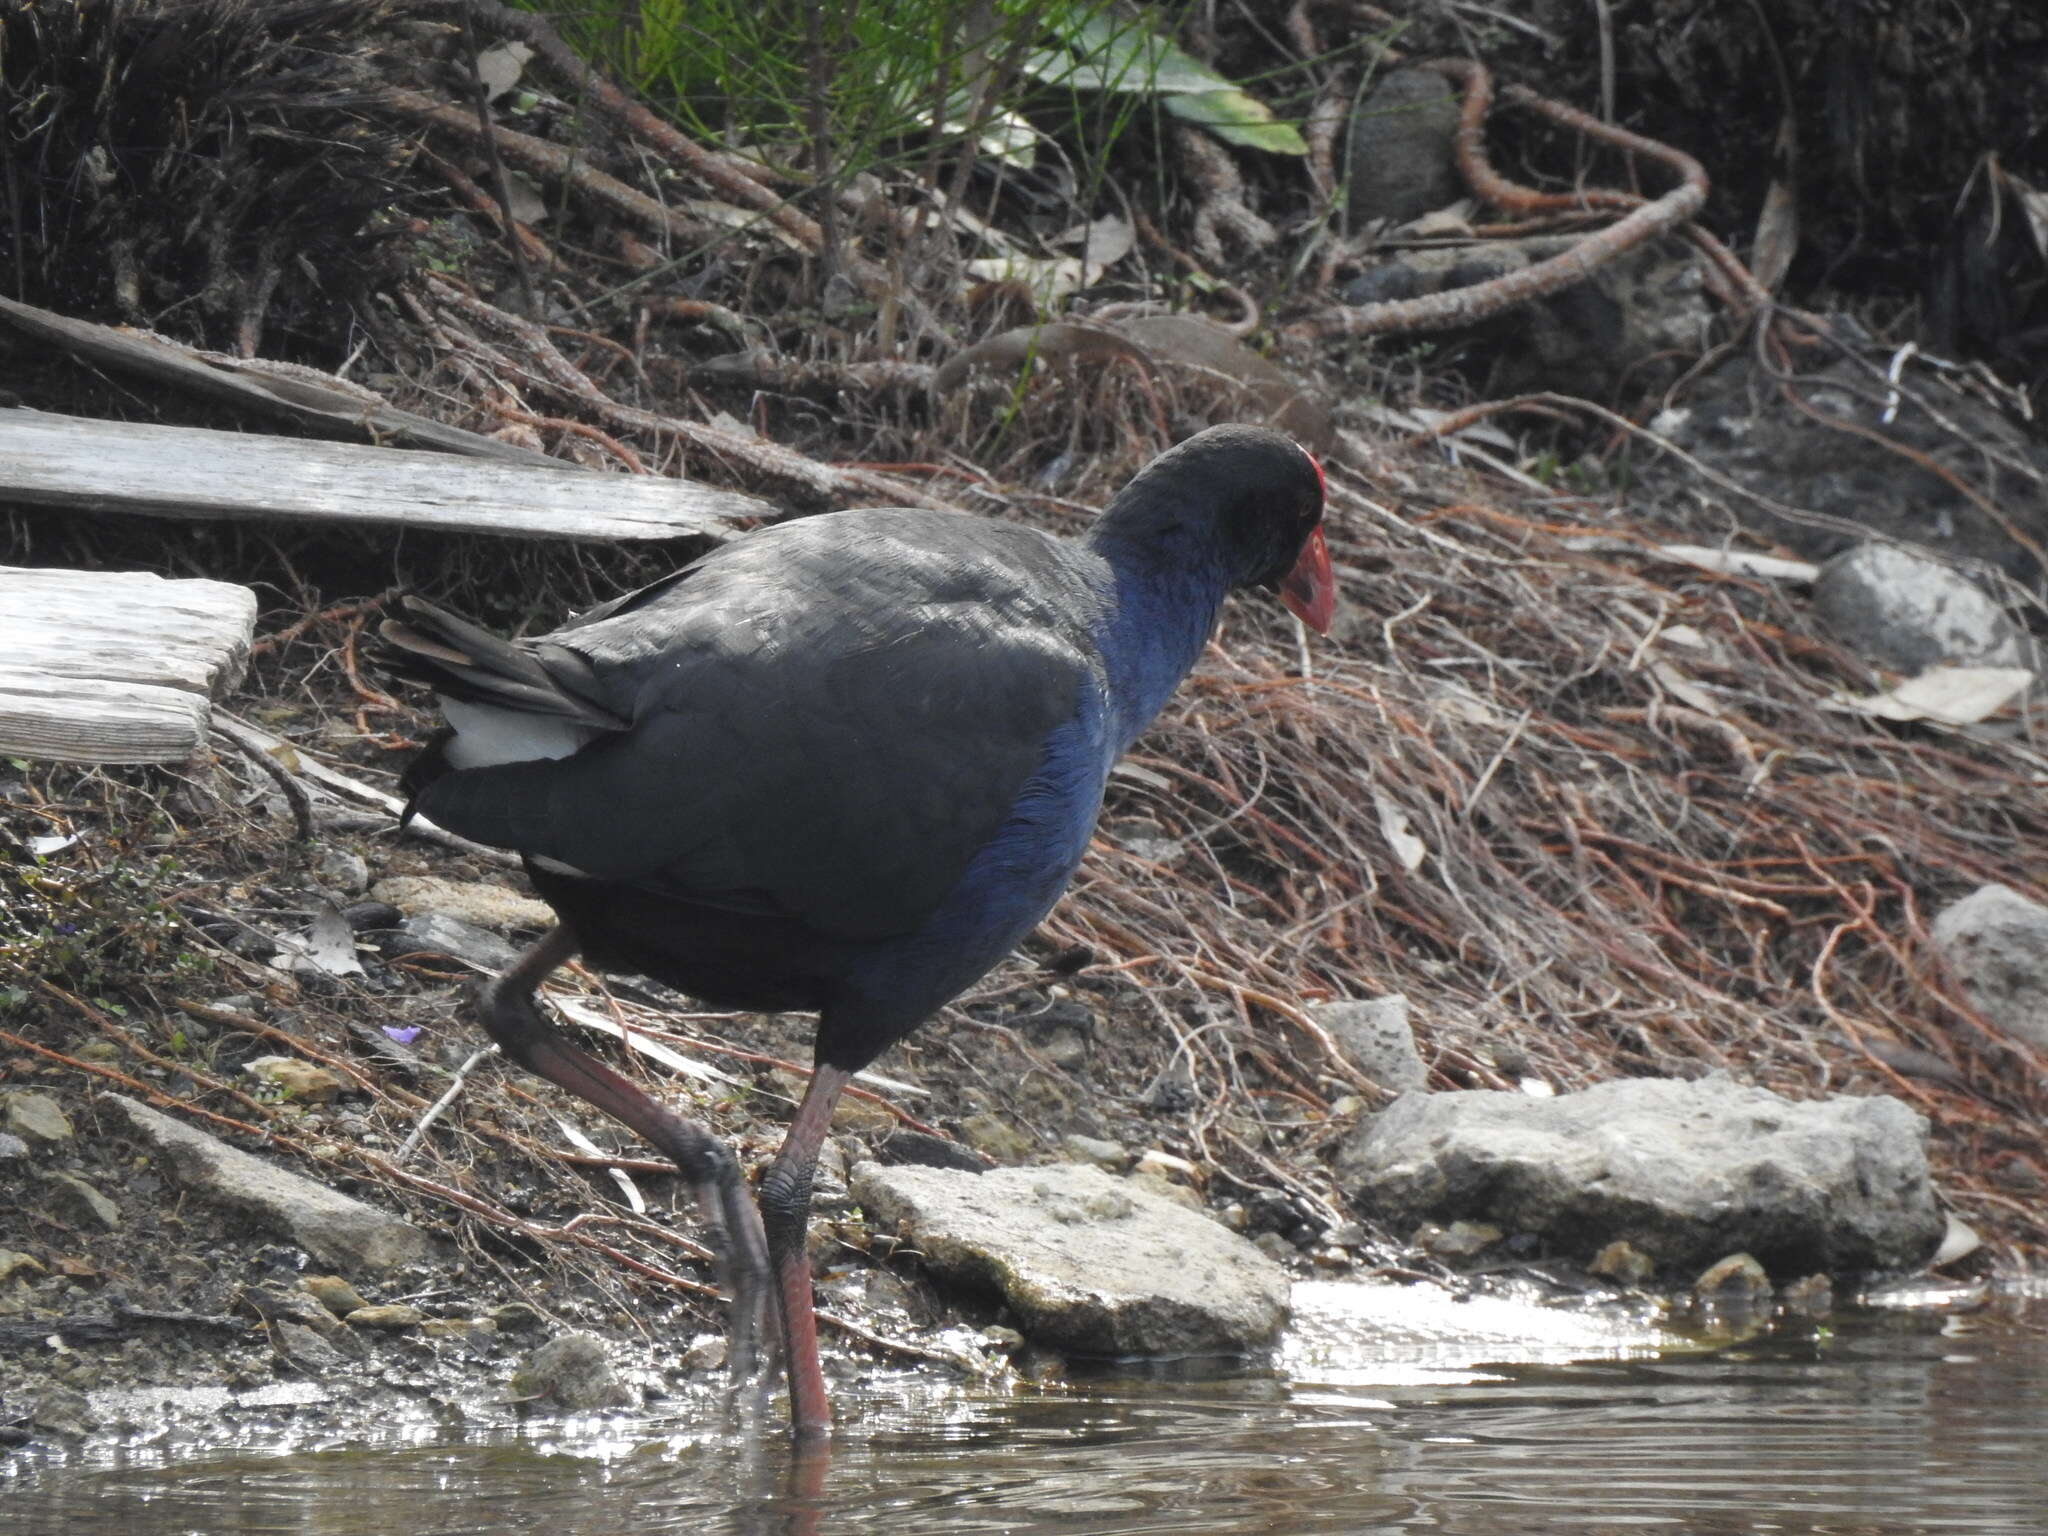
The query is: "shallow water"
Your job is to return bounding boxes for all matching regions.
[7,1280,2046,1535]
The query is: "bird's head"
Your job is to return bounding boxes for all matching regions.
[1162,424,1334,633]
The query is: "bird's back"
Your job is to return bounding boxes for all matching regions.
[398,507,1117,948]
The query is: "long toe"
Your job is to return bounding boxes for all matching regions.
[692,1173,772,1382]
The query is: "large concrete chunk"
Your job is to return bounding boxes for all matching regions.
[1335,1075,1942,1278]
[850,1161,1288,1356]
[102,1095,440,1274]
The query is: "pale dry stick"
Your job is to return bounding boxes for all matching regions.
[556,1210,717,1265]
[398,1045,497,1161]
[1194,971,1375,1099]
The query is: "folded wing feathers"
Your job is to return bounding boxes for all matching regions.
[381,597,627,730]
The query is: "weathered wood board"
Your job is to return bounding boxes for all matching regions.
[0,293,563,467]
[0,567,259,764]
[0,408,769,542]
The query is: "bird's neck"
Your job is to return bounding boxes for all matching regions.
[1085,515,1235,746]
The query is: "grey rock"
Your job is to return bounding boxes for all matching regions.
[274,1320,354,1371]
[369,875,554,933]
[873,1128,992,1173]
[1037,1026,1090,1070]
[1314,994,1428,1094]
[679,1333,727,1372]
[339,902,402,933]
[387,913,520,974]
[513,1331,632,1410]
[1932,883,2048,1052]
[29,1386,98,1437]
[302,1275,370,1318]
[851,1161,1288,1355]
[342,1303,424,1330]
[1415,1219,1502,1260]
[41,1170,120,1230]
[1345,69,1463,226]
[1695,1251,1772,1302]
[244,1284,349,1340]
[956,1111,1034,1165]
[314,847,372,896]
[1059,1134,1129,1172]
[0,1131,32,1162]
[101,1094,440,1273]
[1335,1075,1942,1277]
[1814,543,2026,674]
[2,1089,75,1145]
[488,1301,545,1331]
[1589,1239,1655,1286]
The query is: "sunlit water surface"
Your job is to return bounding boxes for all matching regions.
[7,1280,2045,1535]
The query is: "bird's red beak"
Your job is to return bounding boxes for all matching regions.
[1278,525,1335,634]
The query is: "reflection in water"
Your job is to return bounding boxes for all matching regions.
[6,1288,2046,1534]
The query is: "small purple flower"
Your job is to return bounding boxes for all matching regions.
[382,1025,423,1045]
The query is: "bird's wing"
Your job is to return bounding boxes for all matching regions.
[411,511,1107,941]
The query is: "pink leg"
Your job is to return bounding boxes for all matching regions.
[757,1062,855,1440]
[477,927,771,1375]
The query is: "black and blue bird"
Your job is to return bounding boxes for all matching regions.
[381,425,1333,1439]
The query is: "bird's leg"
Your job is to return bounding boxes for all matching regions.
[476,925,772,1377]
[756,1060,855,1441]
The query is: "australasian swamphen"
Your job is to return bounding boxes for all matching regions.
[380,424,1333,1439]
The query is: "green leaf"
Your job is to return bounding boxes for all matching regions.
[1023,9,1306,154]
[1055,12,1234,95]
[1164,89,1308,155]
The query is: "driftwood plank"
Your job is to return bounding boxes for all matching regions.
[0,294,563,467]
[0,567,258,764]
[0,408,769,542]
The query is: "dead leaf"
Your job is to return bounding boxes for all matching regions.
[1052,214,1136,276]
[1750,115,1800,294]
[1647,660,1727,718]
[1372,789,1428,872]
[500,172,549,227]
[963,253,1089,306]
[301,902,365,978]
[1827,666,2033,725]
[475,42,531,104]
[1400,204,1479,238]
[554,1115,645,1214]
